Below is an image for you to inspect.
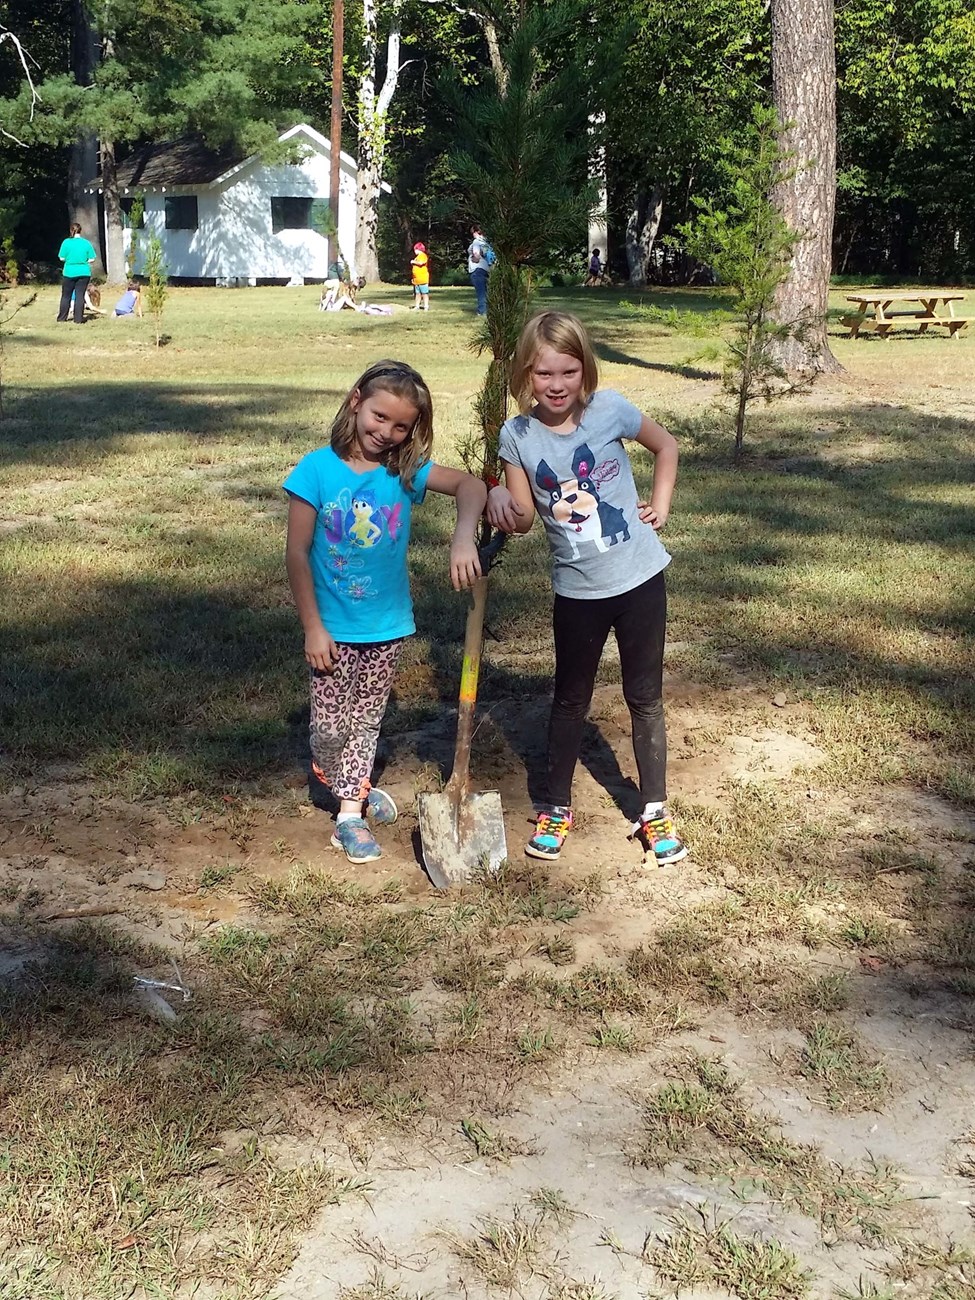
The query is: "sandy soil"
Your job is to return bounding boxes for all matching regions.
[4,677,975,1299]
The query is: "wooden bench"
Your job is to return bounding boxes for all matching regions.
[841,314,971,338]
[930,317,972,336]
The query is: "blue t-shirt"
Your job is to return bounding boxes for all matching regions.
[498,389,671,599]
[284,447,432,643]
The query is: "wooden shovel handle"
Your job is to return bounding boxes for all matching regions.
[446,575,488,803]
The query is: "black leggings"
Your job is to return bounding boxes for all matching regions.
[545,571,667,809]
[57,275,90,324]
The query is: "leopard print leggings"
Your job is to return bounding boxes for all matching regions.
[309,639,404,801]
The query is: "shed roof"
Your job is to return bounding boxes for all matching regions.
[86,124,365,193]
[111,137,244,190]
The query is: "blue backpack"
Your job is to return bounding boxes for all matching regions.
[484,243,497,267]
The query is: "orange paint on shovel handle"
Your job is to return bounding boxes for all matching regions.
[459,654,479,703]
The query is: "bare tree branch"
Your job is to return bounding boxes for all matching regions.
[0,27,41,147]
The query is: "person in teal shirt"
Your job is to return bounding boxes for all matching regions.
[56,223,98,324]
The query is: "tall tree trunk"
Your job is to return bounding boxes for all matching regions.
[328,0,344,273]
[100,140,126,286]
[68,0,104,274]
[482,19,507,94]
[587,109,608,268]
[624,185,664,286]
[640,184,664,274]
[769,0,842,375]
[625,190,645,285]
[354,0,402,283]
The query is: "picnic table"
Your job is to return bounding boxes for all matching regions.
[841,292,970,338]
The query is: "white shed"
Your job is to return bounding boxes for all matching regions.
[91,124,375,285]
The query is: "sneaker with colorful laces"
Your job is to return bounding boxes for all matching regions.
[330,816,382,863]
[525,806,573,861]
[629,807,688,866]
[364,787,398,825]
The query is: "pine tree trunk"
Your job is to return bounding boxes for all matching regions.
[354,0,401,283]
[100,141,126,286]
[769,0,842,375]
[67,0,104,274]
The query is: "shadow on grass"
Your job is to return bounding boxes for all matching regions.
[593,337,721,382]
[0,379,340,466]
[1,391,972,801]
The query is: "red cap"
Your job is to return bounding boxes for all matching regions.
[413,242,426,252]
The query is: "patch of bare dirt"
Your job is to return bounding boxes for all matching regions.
[3,674,974,1298]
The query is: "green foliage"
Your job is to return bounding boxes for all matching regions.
[0,282,37,419]
[599,0,767,270]
[835,0,975,277]
[679,106,808,459]
[143,233,168,347]
[0,236,18,286]
[448,2,603,495]
[125,194,144,282]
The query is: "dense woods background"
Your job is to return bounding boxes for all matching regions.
[1,0,973,284]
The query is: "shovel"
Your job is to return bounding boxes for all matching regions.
[418,535,507,889]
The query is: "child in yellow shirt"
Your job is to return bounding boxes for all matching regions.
[410,242,430,312]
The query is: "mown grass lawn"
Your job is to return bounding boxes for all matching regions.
[2,280,975,1300]
[2,281,973,805]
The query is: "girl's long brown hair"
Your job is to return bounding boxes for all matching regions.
[330,360,433,491]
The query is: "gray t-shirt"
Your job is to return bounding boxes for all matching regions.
[498,389,671,599]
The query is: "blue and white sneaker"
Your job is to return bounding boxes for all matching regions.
[331,817,382,863]
[365,788,398,825]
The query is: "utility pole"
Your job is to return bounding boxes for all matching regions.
[329,0,345,272]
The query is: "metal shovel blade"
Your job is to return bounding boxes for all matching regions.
[418,788,507,890]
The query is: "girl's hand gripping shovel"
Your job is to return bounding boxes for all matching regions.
[418,533,507,888]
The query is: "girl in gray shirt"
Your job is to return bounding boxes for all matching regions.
[486,310,687,868]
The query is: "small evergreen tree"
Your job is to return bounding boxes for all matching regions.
[143,233,168,347]
[679,105,811,461]
[125,193,144,281]
[449,3,609,525]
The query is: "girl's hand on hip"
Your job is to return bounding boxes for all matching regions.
[450,538,482,591]
[638,499,669,530]
[486,484,524,533]
[305,625,339,672]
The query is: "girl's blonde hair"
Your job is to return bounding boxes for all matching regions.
[330,359,433,490]
[509,311,599,414]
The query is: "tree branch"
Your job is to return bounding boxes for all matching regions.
[0,27,41,146]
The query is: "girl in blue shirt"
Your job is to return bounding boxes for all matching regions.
[285,360,486,864]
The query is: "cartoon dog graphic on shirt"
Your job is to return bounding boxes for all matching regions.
[535,442,628,559]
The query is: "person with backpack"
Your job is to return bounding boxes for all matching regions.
[467,225,495,316]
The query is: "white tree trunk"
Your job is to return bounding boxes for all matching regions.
[354,0,402,284]
[641,185,664,273]
[587,109,608,267]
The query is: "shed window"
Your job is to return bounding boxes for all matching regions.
[271,197,313,233]
[120,198,145,229]
[165,196,198,230]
